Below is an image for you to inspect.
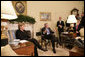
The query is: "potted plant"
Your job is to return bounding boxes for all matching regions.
[9,15,36,24]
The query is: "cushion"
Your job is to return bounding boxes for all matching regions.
[80,28,84,37]
[8,30,16,42]
[1,44,18,56]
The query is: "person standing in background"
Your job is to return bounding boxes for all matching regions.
[57,17,64,42]
[77,12,84,31]
[80,12,84,27]
[76,20,80,36]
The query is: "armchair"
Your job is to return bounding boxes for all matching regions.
[36,30,52,49]
[36,29,59,50]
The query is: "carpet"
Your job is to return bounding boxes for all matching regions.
[38,46,69,56]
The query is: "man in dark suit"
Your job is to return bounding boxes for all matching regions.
[75,13,84,36]
[80,13,84,27]
[57,17,64,42]
[41,23,56,53]
[76,13,84,33]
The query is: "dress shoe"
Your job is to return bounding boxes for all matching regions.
[53,49,56,53]
[41,48,48,51]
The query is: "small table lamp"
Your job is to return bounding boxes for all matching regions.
[67,15,77,33]
[1,1,17,46]
[67,15,77,24]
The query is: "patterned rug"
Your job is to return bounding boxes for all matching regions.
[38,46,69,56]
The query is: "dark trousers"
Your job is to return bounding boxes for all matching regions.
[58,30,63,42]
[43,34,56,50]
[58,31,61,42]
[28,38,42,56]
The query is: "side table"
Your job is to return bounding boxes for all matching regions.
[10,42,35,56]
[69,46,84,56]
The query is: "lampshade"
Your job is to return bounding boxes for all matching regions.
[1,1,17,20]
[67,15,77,23]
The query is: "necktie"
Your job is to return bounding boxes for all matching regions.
[46,28,50,35]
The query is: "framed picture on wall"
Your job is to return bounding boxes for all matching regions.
[12,1,27,15]
[40,12,51,21]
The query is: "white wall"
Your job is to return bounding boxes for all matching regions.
[27,1,84,39]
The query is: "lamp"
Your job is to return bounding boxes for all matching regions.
[67,15,77,33]
[1,1,17,19]
[67,15,77,23]
[67,15,77,27]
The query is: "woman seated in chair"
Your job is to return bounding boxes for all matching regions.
[15,23,47,56]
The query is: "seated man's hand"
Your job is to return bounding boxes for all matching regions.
[43,30,47,34]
